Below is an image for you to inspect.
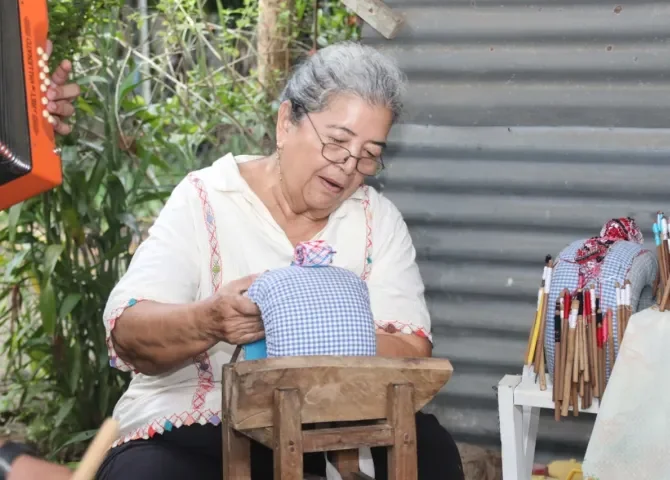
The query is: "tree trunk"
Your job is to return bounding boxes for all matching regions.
[257,0,294,97]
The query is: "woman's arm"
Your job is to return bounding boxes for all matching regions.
[112,277,262,376]
[366,193,434,358]
[0,440,72,480]
[376,329,432,358]
[104,178,262,376]
[111,300,216,376]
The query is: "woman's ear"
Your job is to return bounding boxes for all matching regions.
[275,100,293,146]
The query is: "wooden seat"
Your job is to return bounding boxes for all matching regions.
[221,356,453,480]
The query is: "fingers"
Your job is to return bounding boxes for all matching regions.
[219,315,264,345]
[228,295,261,316]
[50,59,73,86]
[236,331,265,345]
[47,82,80,102]
[46,98,75,136]
[52,118,73,136]
[226,273,261,294]
[47,99,75,119]
[40,47,78,137]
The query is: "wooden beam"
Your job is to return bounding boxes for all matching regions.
[227,356,453,430]
[239,424,395,452]
[339,0,405,39]
[305,424,394,452]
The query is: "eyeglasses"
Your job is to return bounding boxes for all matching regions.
[302,111,385,177]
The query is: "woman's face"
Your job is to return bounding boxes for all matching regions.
[276,94,393,214]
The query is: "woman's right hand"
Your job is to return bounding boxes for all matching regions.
[204,274,264,345]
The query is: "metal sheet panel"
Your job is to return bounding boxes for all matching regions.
[361,0,670,462]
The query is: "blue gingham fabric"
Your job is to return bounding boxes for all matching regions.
[544,239,657,382]
[246,263,377,358]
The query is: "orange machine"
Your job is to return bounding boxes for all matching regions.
[0,0,62,211]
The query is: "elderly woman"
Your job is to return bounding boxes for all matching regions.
[96,41,464,480]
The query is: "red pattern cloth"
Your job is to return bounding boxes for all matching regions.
[574,217,644,286]
[292,240,336,267]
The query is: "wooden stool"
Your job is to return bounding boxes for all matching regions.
[221,356,453,480]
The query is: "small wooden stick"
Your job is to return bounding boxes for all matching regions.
[624,280,632,335]
[553,305,562,420]
[71,418,120,480]
[582,316,589,376]
[534,257,553,379]
[573,315,581,383]
[552,305,561,403]
[577,314,585,398]
[654,220,665,302]
[589,289,599,398]
[616,282,624,345]
[559,293,570,402]
[538,351,547,390]
[561,300,578,416]
[598,345,607,400]
[582,318,590,383]
[660,272,670,312]
[607,309,615,370]
[663,216,669,290]
[661,216,668,291]
[526,286,544,364]
[596,306,605,397]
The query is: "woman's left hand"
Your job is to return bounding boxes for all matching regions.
[45,40,80,136]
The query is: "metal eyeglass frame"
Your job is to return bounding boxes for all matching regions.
[297,105,386,176]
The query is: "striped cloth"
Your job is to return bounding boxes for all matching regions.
[544,240,657,382]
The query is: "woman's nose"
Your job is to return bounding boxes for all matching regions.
[341,155,359,175]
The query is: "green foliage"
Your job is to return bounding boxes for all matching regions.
[48,0,123,62]
[294,0,361,48]
[0,0,359,461]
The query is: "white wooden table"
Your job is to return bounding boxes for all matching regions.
[497,367,600,480]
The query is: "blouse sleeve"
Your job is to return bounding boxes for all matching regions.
[102,177,203,371]
[366,192,432,342]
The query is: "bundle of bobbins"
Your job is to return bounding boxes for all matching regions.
[524,257,633,421]
[653,212,670,311]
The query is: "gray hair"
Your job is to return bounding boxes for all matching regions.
[279,41,406,124]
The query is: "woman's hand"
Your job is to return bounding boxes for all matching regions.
[45,40,80,136]
[9,455,72,480]
[204,274,264,345]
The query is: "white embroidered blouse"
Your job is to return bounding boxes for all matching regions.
[103,153,432,446]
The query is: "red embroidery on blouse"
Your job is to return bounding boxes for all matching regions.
[186,173,218,411]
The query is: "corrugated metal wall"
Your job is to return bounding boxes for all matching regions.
[362,0,670,462]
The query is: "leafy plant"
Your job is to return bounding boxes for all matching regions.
[0,0,360,461]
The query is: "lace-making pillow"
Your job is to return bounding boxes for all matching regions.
[544,218,657,383]
[243,240,377,359]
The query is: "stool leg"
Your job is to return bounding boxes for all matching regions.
[222,420,251,480]
[522,406,540,479]
[387,383,417,480]
[273,388,303,480]
[222,364,251,480]
[498,375,528,480]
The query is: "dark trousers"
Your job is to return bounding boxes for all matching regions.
[97,412,464,480]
